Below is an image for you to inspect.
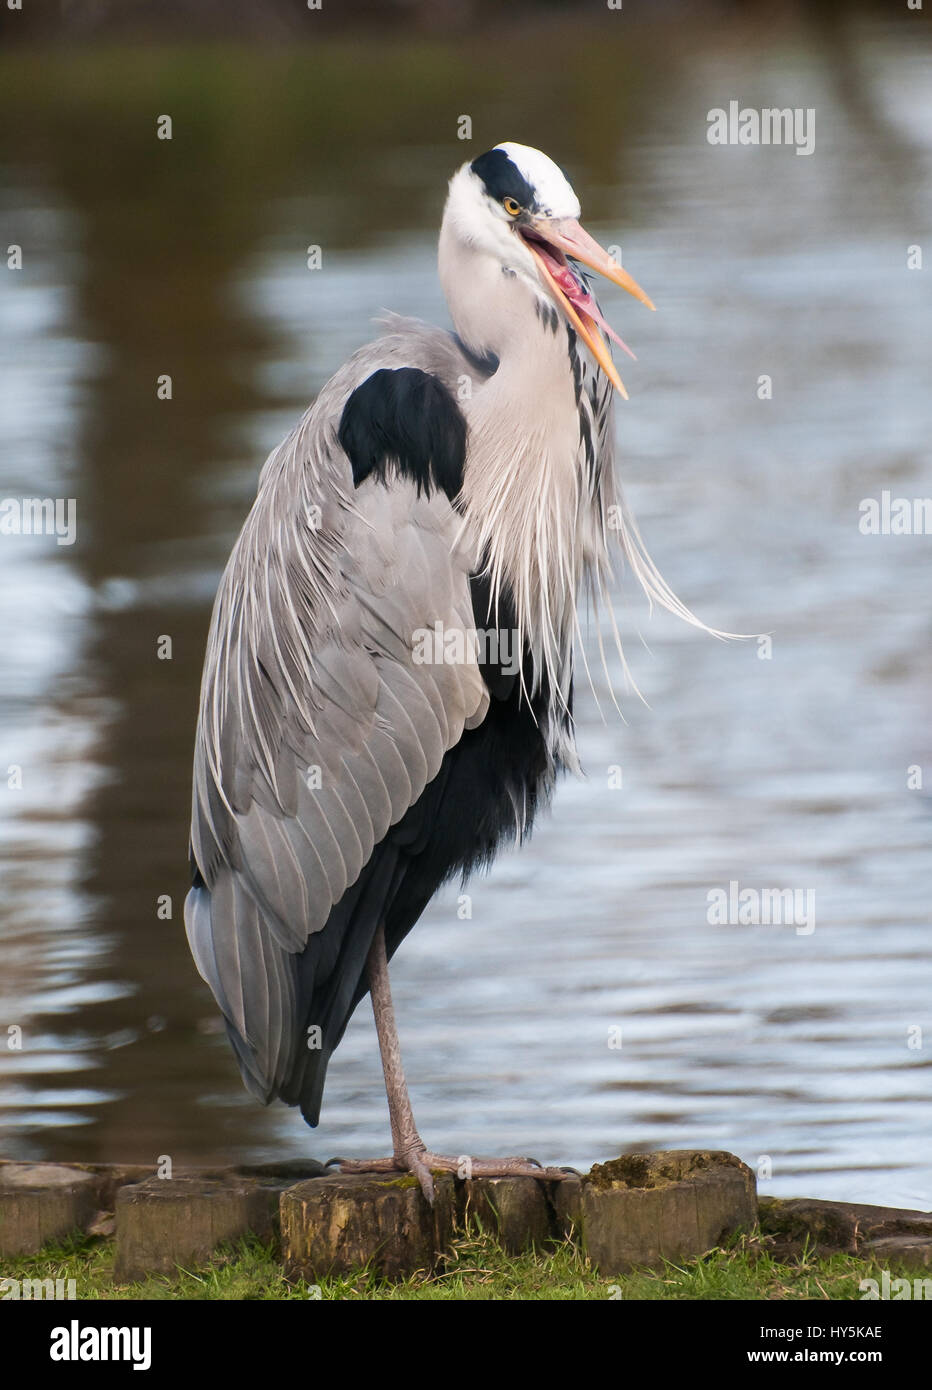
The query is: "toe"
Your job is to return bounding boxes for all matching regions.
[407,1152,435,1205]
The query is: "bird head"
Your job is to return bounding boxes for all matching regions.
[439,141,654,399]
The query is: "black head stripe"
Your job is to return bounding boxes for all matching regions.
[470,148,537,213]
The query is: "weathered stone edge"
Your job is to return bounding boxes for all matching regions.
[3,1157,930,1272]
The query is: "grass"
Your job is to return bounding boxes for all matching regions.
[1,1224,889,1301]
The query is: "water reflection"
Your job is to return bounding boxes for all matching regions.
[0,15,929,1206]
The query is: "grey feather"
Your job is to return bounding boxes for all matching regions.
[185,320,493,1101]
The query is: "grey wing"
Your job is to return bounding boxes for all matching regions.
[184,322,491,1107]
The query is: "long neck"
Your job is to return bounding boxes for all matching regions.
[439,209,718,753]
[450,264,609,763]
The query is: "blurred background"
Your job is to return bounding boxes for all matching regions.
[0,0,929,1208]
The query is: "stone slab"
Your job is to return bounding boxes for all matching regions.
[463,1176,554,1253]
[113,1171,309,1282]
[554,1150,758,1274]
[281,1172,462,1281]
[865,1235,932,1271]
[0,1163,102,1256]
[759,1197,932,1259]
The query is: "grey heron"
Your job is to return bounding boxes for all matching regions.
[185,141,709,1201]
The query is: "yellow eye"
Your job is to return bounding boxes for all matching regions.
[503,196,522,217]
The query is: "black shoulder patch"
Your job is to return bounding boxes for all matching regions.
[470,148,537,213]
[338,367,467,502]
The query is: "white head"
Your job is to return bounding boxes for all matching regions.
[438,141,654,396]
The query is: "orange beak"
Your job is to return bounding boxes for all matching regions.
[521,216,654,400]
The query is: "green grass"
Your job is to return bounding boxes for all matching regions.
[2,1225,889,1301]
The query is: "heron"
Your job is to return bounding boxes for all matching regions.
[185,141,709,1201]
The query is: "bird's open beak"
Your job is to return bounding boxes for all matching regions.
[519,216,655,400]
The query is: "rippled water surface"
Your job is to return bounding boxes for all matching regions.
[0,16,929,1207]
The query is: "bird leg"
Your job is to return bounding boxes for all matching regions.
[335,923,572,1203]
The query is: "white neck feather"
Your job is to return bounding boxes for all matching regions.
[440,229,601,768]
[460,310,588,716]
[438,178,724,768]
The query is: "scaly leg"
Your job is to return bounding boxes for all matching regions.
[335,923,571,1203]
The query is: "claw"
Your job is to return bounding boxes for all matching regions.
[408,1153,435,1206]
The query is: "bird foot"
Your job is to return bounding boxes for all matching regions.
[330,1148,573,1204]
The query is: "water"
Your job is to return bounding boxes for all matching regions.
[0,16,929,1208]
